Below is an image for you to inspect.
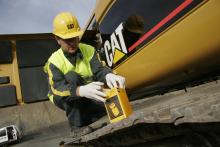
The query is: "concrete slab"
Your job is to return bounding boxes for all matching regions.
[0,101,67,135]
[11,122,70,147]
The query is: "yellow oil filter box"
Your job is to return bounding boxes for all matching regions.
[104,88,133,123]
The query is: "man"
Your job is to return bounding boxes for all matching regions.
[44,12,125,129]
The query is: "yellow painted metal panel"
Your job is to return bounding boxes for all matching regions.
[11,41,23,104]
[95,0,115,23]
[114,0,220,89]
[0,41,23,104]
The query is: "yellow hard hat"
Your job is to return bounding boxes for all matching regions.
[53,12,83,39]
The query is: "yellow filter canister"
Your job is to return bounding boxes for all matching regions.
[104,88,133,123]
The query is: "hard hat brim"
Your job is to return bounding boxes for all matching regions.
[53,30,84,39]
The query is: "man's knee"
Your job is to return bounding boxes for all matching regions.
[53,97,65,110]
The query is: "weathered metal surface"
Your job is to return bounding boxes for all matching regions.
[63,80,220,146]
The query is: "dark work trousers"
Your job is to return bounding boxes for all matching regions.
[53,97,106,127]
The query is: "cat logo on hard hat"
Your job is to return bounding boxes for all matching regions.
[67,24,74,29]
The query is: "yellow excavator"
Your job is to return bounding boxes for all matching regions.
[63,0,220,146]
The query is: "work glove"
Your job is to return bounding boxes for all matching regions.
[78,82,106,102]
[105,73,125,89]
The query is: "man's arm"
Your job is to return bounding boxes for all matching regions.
[90,51,125,88]
[47,62,106,103]
[47,63,81,102]
[90,52,112,83]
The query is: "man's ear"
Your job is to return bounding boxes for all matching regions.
[54,36,61,45]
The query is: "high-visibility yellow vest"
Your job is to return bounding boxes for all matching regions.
[44,43,95,102]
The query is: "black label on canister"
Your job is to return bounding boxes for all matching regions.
[106,95,123,120]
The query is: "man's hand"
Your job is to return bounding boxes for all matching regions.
[78,82,106,102]
[105,73,125,88]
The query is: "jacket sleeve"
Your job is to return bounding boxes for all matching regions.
[90,51,112,83]
[47,62,81,102]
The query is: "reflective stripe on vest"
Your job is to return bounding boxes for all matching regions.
[48,93,54,103]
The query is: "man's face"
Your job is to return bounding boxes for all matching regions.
[56,36,80,54]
